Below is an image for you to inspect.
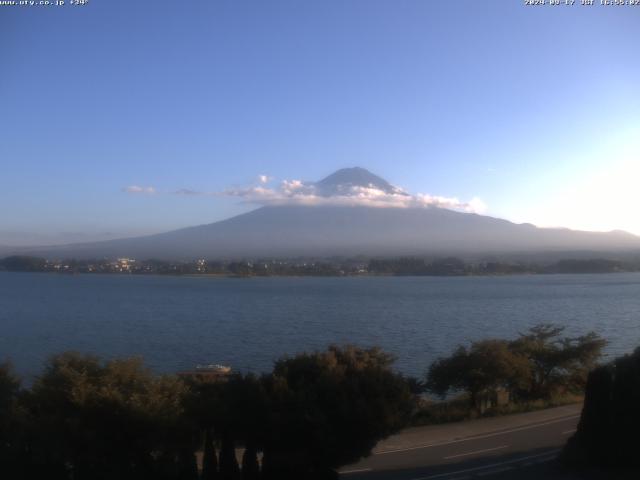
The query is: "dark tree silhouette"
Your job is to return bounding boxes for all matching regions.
[241,443,260,480]
[262,345,415,479]
[219,433,241,480]
[201,428,219,480]
[563,346,640,470]
[0,362,25,478]
[22,352,191,480]
[2,346,416,480]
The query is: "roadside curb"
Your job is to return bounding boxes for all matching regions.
[371,404,582,454]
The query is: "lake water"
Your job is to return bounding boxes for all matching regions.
[1,272,640,381]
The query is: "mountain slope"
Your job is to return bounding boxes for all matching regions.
[15,205,640,260]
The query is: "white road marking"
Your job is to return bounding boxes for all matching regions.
[477,466,513,476]
[443,445,508,460]
[340,467,373,474]
[561,429,576,435]
[409,449,561,480]
[533,456,556,464]
[375,414,579,455]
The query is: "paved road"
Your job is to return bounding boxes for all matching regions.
[339,405,582,480]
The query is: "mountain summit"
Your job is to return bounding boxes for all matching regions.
[314,167,406,197]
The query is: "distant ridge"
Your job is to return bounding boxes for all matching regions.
[6,168,640,260]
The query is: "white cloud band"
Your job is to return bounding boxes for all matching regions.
[122,185,156,194]
[123,176,487,214]
[223,180,486,213]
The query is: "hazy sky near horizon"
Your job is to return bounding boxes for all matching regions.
[1,1,639,245]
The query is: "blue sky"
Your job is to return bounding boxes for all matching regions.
[1,0,639,245]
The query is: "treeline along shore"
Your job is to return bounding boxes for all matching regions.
[3,324,638,479]
[3,254,640,277]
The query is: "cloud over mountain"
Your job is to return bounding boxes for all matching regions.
[223,182,486,212]
[223,167,486,213]
[122,168,486,213]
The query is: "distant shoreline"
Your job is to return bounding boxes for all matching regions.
[1,270,639,279]
[2,254,639,277]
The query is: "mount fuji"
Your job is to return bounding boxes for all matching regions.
[8,168,640,260]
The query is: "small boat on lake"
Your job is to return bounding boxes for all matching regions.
[178,364,232,382]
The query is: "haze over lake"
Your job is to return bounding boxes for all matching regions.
[2,272,640,380]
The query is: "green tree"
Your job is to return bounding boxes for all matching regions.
[0,362,26,478]
[262,345,415,479]
[24,352,191,480]
[426,339,530,409]
[510,324,606,398]
[427,325,607,410]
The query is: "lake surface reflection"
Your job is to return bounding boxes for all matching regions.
[2,272,639,380]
